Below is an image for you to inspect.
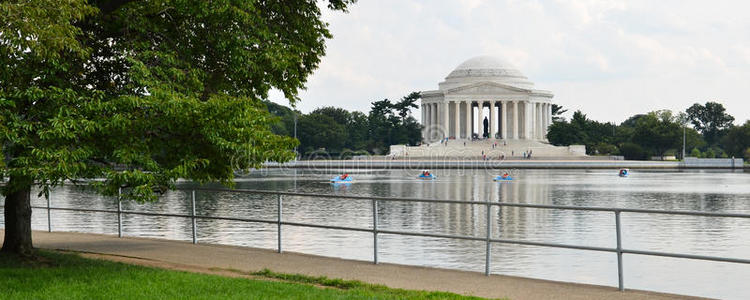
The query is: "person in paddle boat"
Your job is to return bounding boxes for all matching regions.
[619,169,628,176]
[421,170,432,177]
[501,172,510,179]
[340,173,349,180]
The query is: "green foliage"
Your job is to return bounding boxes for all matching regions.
[686,102,735,145]
[547,102,746,160]
[547,110,617,155]
[1,1,357,202]
[632,111,682,158]
[721,121,750,158]
[594,143,619,155]
[690,148,702,158]
[619,142,647,160]
[551,104,567,122]
[264,92,422,157]
[297,113,347,154]
[703,148,716,158]
[1,250,484,300]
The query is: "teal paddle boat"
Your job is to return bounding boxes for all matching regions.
[418,170,436,179]
[493,174,513,181]
[330,174,353,183]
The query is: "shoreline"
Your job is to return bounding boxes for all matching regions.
[264,160,748,170]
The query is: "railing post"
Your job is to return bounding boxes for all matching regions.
[47,192,52,232]
[277,194,283,253]
[372,198,379,264]
[191,190,197,244]
[615,210,624,291]
[117,187,122,238]
[485,199,492,276]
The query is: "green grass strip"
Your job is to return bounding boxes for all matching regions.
[0,250,499,300]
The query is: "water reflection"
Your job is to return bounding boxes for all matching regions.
[1,169,749,299]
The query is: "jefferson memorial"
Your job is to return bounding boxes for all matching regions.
[390,55,585,158]
[422,55,552,142]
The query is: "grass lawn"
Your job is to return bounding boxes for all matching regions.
[0,251,490,300]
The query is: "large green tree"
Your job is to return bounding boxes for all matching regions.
[686,101,735,145]
[0,0,354,256]
[722,121,750,159]
[551,104,568,123]
[632,111,682,158]
[297,113,347,154]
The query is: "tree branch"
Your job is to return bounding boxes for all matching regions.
[97,0,135,15]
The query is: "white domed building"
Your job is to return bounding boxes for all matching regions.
[421,55,553,142]
[389,56,586,159]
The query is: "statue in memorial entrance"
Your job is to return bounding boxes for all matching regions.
[482,117,489,138]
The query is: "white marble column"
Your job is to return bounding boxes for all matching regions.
[442,102,449,139]
[525,101,532,139]
[541,103,547,140]
[432,103,438,140]
[424,103,430,141]
[546,103,552,139]
[512,101,519,139]
[501,101,508,139]
[421,103,427,141]
[465,101,472,139]
[534,103,540,139]
[453,101,461,139]
[538,103,544,139]
[489,101,496,139]
[530,102,535,140]
[477,102,484,138]
[434,103,439,137]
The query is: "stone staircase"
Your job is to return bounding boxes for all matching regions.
[390,139,586,159]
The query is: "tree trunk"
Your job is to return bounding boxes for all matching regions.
[1,180,33,257]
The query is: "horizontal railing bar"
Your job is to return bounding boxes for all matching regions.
[280,221,372,233]
[490,238,617,253]
[623,249,750,264]
[196,215,277,225]
[378,229,487,242]
[29,206,116,215]
[190,188,750,218]
[29,205,281,225]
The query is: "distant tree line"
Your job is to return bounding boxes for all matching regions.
[265,92,422,157]
[548,101,750,160]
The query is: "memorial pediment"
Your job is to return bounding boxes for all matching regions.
[444,82,530,96]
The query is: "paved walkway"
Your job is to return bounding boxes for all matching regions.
[4,230,706,300]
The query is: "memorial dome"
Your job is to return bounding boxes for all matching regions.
[440,55,534,90]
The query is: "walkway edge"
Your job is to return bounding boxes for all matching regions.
[1,230,711,300]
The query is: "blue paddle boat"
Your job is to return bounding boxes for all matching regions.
[493,174,513,181]
[330,174,353,183]
[418,170,436,179]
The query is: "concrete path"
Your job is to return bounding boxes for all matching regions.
[4,230,707,300]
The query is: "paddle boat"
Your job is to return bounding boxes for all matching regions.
[418,170,436,179]
[618,169,629,177]
[493,173,513,181]
[330,173,353,183]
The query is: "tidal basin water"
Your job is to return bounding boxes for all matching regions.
[2,168,750,299]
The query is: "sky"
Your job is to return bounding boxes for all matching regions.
[268,0,750,124]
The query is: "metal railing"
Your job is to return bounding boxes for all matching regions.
[4,187,750,291]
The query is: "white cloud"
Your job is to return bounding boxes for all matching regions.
[271,0,750,124]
